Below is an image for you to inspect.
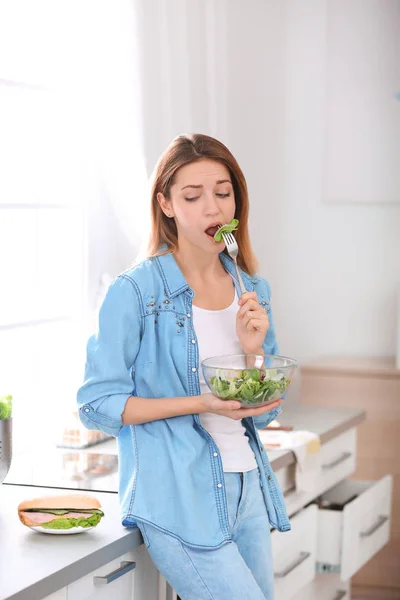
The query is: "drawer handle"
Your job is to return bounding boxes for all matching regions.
[360,515,388,538]
[274,551,310,578]
[332,591,347,600]
[93,560,136,585]
[322,451,352,470]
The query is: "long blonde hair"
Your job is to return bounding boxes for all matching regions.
[146,133,258,275]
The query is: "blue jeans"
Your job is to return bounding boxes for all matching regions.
[137,468,274,600]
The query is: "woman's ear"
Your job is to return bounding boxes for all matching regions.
[157,192,174,218]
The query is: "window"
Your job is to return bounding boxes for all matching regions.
[0,82,88,452]
[0,0,147,452]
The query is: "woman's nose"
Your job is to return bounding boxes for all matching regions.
[204,194,220,216]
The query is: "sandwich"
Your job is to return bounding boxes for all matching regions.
[18,493,104,531]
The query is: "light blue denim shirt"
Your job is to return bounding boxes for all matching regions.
[77,251,291,548]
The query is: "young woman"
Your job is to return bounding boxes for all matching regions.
[77,133,290,600]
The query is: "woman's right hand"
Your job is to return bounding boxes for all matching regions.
[199,393,282,420]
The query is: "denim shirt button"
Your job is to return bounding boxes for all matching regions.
[192,367,197,373]
[213,452,218,457]
[84,407,90,413]
[217,483,222,488]
[187,313,191,318]
[191,339,196,344]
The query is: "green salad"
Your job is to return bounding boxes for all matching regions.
[213,219,239,242]
[0,394,12,420]
[210,369,290,406]
[40,509,104,530]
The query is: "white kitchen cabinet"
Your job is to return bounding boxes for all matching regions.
[66,544,160,600]
[269,415,393,599]
[316,476,393,581]
[301,356,400,595]
[42,546,163,600]
[271,504,318,600]
[67,552,136,600]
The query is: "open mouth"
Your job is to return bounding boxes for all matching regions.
[205,223,223,240]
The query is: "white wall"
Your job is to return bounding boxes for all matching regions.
[247,1,399,363]
[90,0,400,371]
[221,1,400,366]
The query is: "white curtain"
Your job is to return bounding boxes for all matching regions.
[96,0,232,256]
[87,0,234,263]
[70,0,149,254]
[133,0,230,167]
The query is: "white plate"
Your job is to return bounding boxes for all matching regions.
[28,525,95,534]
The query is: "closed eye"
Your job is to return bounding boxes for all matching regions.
[185,192,231,201]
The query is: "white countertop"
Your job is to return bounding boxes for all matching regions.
[1,404,366,600]
[0,486,141,600]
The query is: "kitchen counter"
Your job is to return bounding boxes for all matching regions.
[76,404,366,472]
[268,404,365,470]
[1,404,366,600]
[4,406,366,494]
[0,486,141,600]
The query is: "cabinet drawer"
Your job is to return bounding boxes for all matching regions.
[291,574,350,600]
[271,504,318,600]
[274,428,357,518]
[319,429,357,493]
[316,475,393,581]
[67,551,136,600]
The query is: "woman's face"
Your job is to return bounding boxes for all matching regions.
[158,159,236,254]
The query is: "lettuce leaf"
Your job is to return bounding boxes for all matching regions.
[41,513,103,529]
[213,219,239,242]
[0,395,12,420]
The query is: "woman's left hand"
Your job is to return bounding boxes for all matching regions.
[236,291,269,355]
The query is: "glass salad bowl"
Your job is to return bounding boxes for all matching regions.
[201,354,298,408]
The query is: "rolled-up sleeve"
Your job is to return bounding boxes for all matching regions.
[253,278,282,430]
[77,275,142,437]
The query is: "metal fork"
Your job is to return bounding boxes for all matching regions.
[222,231,247,295]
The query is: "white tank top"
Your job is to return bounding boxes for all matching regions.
[193,291,257,473]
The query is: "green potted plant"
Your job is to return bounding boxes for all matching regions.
[0,394,12,484]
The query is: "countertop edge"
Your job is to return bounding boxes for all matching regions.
[319,410,366,444]
[7,528,143,600]
[269,408,366,471]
